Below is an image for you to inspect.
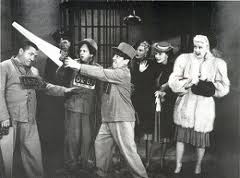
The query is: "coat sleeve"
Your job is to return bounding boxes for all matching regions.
[44,83,67,96]
[35,65,67,96]
[213,59,230,97]
[168,54,190,94]
[32,67,67,96]
[80,64,128,84]
[0,62,10,121]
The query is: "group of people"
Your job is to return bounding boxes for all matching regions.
[131,40,176,170]
[0,32,230,178]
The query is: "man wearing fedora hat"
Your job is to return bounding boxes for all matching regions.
[56,38,100,174]
[65,42,148,178]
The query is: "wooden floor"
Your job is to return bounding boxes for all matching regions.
[13,139,223,178]
[11,94,230,178]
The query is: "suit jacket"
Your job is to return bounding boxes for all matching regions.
[80,64,136,122]
[0,57,68,123]
[0,58,37,122]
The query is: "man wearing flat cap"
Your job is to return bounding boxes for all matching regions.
[65,42,148,178]
[56,38,100,174]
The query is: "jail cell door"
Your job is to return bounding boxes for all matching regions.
[60,7,129,67]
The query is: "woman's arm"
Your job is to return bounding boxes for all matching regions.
[213,59,230,97]
[168,54,192,95]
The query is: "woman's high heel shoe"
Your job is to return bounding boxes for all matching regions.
[174,163,182,174]
[194,164,201,174]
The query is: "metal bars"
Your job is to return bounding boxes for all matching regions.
[60,4,128,67]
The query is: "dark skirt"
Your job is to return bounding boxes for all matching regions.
[135,109,155,135]
[133,95,155,136]
[174,125,210,148]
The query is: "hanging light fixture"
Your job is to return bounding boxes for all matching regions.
[123,9,142,25]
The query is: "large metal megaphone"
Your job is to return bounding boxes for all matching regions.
[12,22,63,67]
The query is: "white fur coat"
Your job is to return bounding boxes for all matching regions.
[168,53,230,133]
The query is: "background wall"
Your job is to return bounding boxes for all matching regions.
[126,2,212,56]
[213,2,240,178]
[12,0,61,76]
[1,0,13,60]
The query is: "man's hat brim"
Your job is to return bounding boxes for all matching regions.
[112,47,131,60]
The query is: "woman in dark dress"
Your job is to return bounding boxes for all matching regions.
[151,41,176,168]
[131,40,159,164]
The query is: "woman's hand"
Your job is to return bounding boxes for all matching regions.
[155,90,166,103]
[183,78,194,89]
[64,57,81,71]
[139,60,149,72]
[155,90,166,98]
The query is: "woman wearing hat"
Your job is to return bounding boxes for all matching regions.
[151,41,176,169]
[131,40,158,164]
[168,35,230,175]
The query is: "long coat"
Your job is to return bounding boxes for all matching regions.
[168,53,230,133]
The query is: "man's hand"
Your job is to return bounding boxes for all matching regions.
[64,57,81,71]
[64,87,79,93]
[64,87,81,97]
[1,119,10,128]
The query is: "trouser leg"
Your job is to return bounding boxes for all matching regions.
[19,121,44,178]
[64,110,81,168]
[0,127,14,178]
[80,114,93,165]
[95,123,115,177]
[109,122,148,178]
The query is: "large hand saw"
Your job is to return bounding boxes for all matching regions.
[12,22,63,67]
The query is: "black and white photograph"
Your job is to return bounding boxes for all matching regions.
[0,1,239,178]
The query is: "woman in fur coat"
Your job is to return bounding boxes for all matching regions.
[168,35,230,175]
